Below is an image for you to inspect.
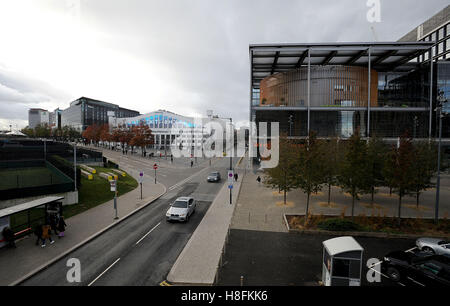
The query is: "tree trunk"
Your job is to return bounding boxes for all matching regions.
[284,189,287,205]
[351,195,355,221]
[398,194,402,226]
[416,190,420,208]
[305,193,310,224]
[328,183,331,206]
[371,186,375,207]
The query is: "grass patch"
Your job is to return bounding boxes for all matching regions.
[63,167,138,219]
[287,214,450,236]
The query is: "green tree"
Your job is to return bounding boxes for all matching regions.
[412,141,437,207]
[366,136,387,205]
[263,137,298,205]
[321,137,341,206]
[21,127,34,137]
[337,130,370,219]
[383,133,415,224]
[295,132,325,220]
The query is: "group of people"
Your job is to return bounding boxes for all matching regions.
[34,215,67,248]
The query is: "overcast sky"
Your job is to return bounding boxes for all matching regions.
[0,0,448,130]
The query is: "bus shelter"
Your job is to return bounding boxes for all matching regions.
[0,196,64,248]
[322,236,364,286]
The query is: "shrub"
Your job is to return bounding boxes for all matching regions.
[317,218,362,232]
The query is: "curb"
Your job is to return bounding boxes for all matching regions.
[10,184,167,286]
[284,214,450,240]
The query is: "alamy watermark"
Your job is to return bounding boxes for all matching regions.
[169,119,279,169]
[366,0,381,23]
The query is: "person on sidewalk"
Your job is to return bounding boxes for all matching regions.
[57,216,67,238]
[256,176,261,185]
[41,224,54,248]
[33,223,43,246]
[49,215,58,236]
[190,160,194,167]
[2,227,16,248]
[234,173,239,182]
[170,154,173,163]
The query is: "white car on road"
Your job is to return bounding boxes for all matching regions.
[416,238,450,255]
[166,197,196,222]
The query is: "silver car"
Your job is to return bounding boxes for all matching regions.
[416,238,450,255]
[166,197,196,222]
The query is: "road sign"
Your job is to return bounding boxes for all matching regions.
[228,170,234,184]
[138,171,144,183]
[153,163,158,170]
[110,180,116,192]
[228,184,233,189]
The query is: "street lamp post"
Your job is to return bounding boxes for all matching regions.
[435,93,448,224]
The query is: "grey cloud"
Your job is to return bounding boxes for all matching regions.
[1,0,449,128]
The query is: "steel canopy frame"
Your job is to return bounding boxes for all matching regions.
[249,42,435,138]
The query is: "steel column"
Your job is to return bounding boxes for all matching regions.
[368,48,371,138]
[429,56,434,139]
[307,48,311,135]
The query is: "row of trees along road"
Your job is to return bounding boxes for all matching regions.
[21,124,81,141]
[82,124,154,156]
[264,130,438,224]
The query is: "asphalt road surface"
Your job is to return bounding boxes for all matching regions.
[21,155,237,286]
[217,229,418,287]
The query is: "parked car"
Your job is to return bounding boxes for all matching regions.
[381,250,450,287]
[416,238,450,255]
[207,172,221,182]
[166,197,196,222]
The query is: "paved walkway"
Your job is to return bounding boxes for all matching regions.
[230,170,450,234]
[0,166,166,286]
[166,157,246,285]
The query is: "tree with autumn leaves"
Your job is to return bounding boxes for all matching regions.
[129,125,155,156]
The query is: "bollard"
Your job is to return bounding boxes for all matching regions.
[248,212,250,223]
[240,275,244,287]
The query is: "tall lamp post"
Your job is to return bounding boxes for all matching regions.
[435,92,448,224]
[213,115,233,204]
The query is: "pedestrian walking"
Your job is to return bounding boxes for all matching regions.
[57,216,67,238]
[190,160,194,167]
[170,154,173,163]
[2,226,16,248]
[234,173,238,182]
[49,214,58,235]
[41,223,54,248]
[256,176,261,185]
[34,223,43,246]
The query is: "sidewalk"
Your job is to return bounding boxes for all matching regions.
[0,167,166,286]
[166,157,246,285]
[230,171,450,234]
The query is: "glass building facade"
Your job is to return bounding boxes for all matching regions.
[61,97,140,131]
[250,43,442,140]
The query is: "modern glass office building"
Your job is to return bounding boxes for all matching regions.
[61,97,140,131]
[249,42,445,139]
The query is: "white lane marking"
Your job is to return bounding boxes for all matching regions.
[168,167,211,191]
[368,263,406,287]
[88,258,121,286]
[407,276,426,287]
[405,247,417,253]
[135,222,161,245]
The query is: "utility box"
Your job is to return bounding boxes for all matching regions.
[322,236,364,286]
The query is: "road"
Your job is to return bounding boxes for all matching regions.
[21,152,238,286]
